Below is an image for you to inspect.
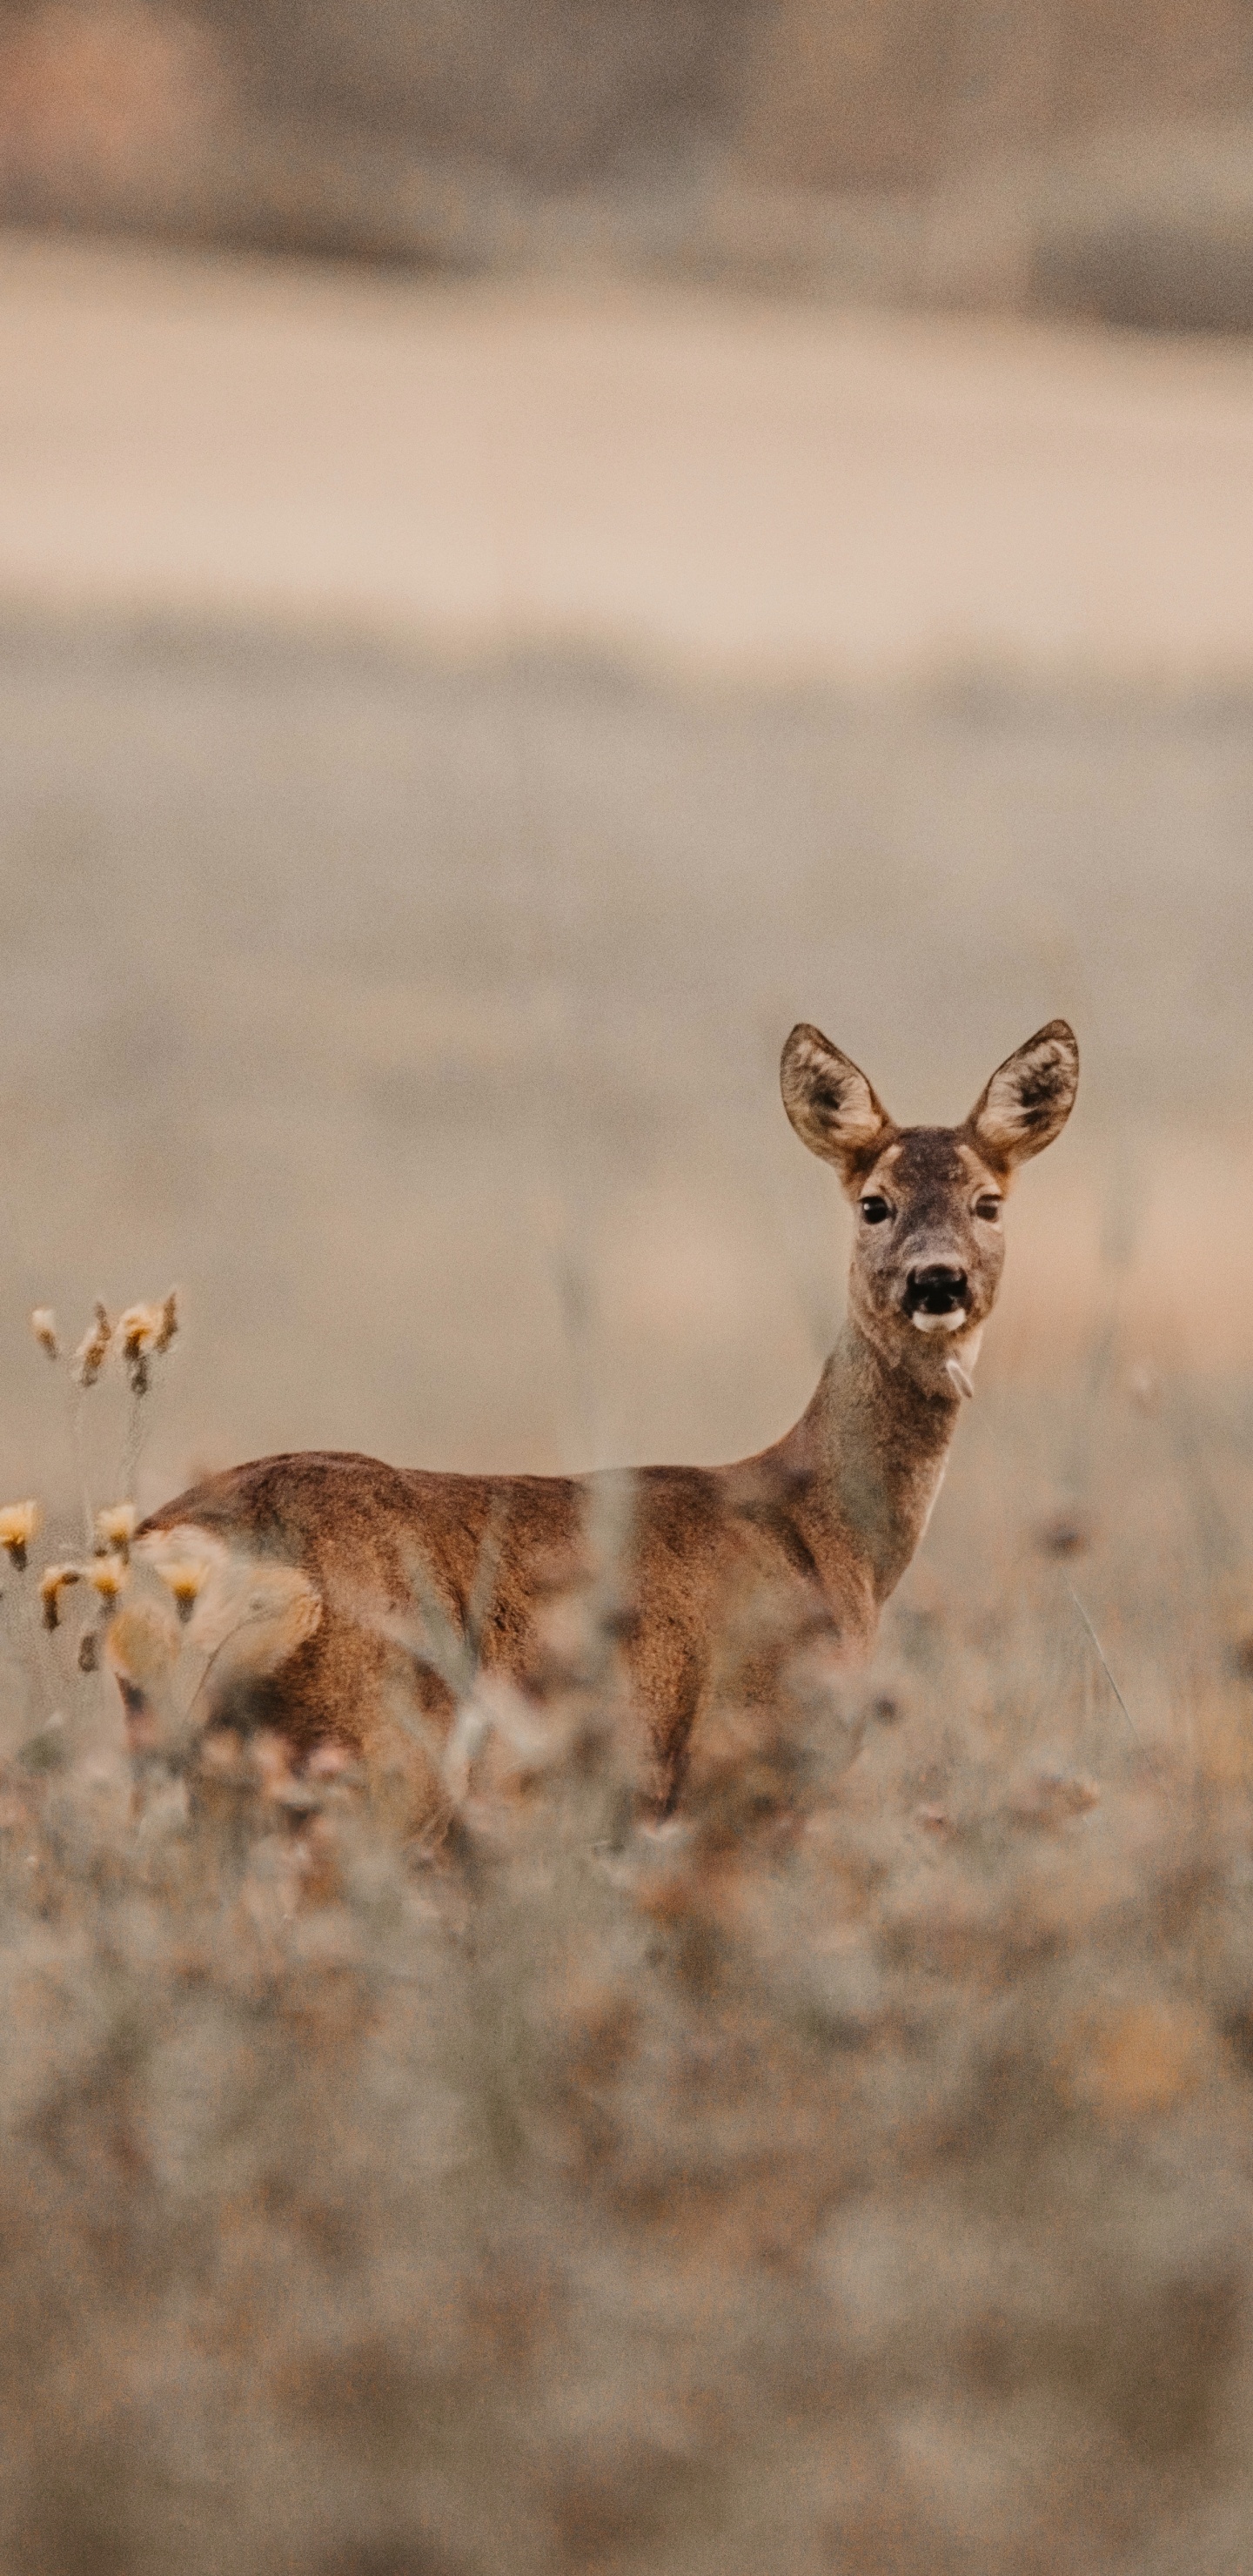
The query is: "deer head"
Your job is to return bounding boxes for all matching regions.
[780,1020,1079,1391]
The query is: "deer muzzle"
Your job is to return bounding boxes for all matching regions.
[902,1265,969,1331]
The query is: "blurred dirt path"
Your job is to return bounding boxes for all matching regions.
[5,229,1253,681]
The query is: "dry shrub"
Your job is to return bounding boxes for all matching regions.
[0,1457,1249,2576]
[0,1314,1251,2571]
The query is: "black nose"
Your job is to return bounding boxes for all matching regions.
[904,1265,968,1318]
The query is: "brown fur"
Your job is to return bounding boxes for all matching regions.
[136,1021,1079,1829]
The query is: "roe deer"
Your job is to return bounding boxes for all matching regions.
[130,1020,1078,1827]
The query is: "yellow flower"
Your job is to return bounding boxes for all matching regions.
[29,1308,58,1362]
[0,1500,40,1571]
[88,1554,128,1607]
[39,1564,82,1631]
[120,1302,159,1355]
[119,1292,178,1395]
[95,1502,137,1558]
[156,1557,211,1622]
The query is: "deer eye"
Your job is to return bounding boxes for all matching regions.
[975,1197,1002,1223]
[859,1195,893,1225]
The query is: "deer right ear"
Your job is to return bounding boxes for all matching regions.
[966,1019,1080,1170]
[780,1024,895,1190]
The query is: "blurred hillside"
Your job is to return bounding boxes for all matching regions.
[4,0,1253,323]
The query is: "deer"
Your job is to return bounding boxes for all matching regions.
[126,1020,1079,1830]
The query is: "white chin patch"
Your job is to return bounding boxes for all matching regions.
[911,1308,968,1334]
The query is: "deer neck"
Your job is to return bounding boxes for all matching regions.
[780,1315,962,1607]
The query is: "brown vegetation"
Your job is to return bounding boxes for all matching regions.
[1,1272,1253,2569]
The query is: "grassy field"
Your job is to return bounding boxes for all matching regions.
[1,1333,1252,2575]
[3,614,1253,1486]
[0,607,1252,2566]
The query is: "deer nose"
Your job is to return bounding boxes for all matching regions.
[903,1264,968,1319]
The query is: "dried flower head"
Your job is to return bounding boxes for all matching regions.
[119,1303,161,1358]
[155,1288,178,1353]
[73,1303,112,1389]
[88,1553,128,1607]
[39,1563,82,1631]
[156,1556,211,1621]
[30,1308,58,1362]
[95,1501,137,1558]
[119,1293,178,1395]
[0,1499,41,1569]
[106,1597,178,1687]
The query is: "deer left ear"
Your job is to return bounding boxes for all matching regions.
[966,1020,1079,1170]
[781,1023,896,1189]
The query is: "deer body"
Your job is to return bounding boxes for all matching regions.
[134,1022,1078,1826]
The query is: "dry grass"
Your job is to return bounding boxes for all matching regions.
[2,1307,1253,2576]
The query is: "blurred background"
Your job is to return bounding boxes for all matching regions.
[10,0,1253,319]
[1,0,1252,1548]
[5,35,1253,2573]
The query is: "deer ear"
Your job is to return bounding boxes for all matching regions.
[966,1020,1079,1169]
[781,1024,895,1189]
